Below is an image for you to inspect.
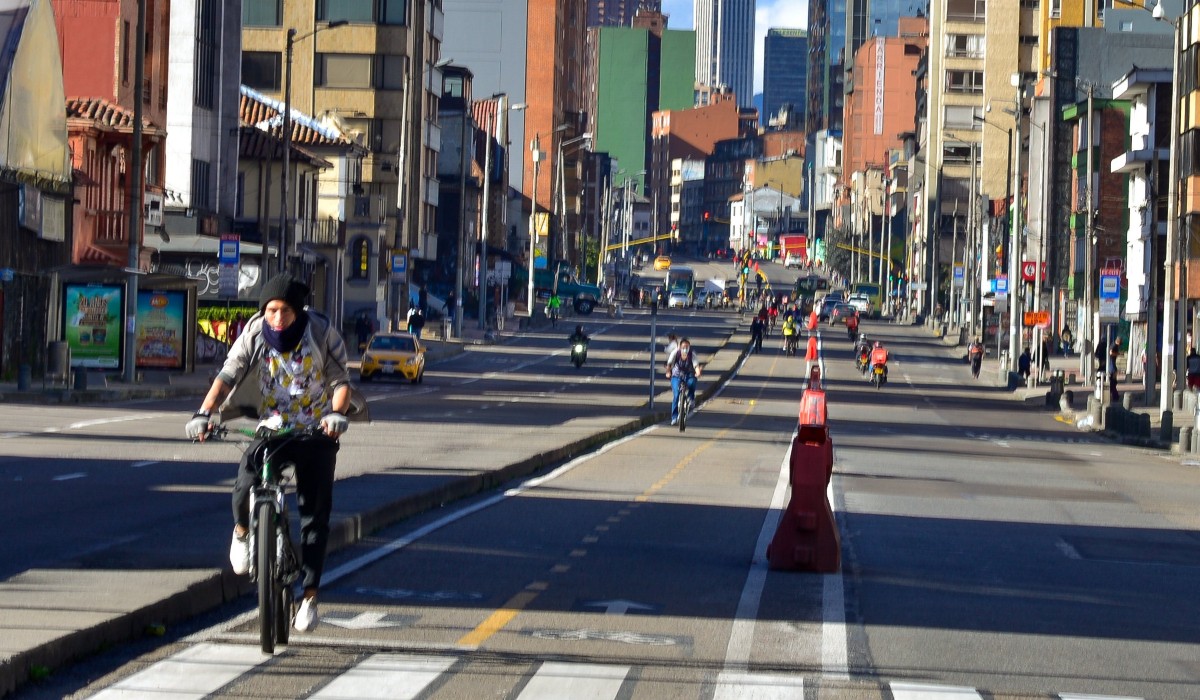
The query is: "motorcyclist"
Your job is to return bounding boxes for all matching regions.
[845,310,859,340]
[568,325,590,362]
[968,338,984,379]
[869,341,890,382]
[854,333,871,372]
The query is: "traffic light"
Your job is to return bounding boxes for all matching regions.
[703,211,711,221]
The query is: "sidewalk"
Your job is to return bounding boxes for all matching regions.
[0,314,751,698]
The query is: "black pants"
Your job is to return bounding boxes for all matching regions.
[233,433,339,591]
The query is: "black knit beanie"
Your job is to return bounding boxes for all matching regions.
[259,273,309,311]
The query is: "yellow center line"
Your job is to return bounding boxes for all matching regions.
[457,588,541,647]
[457,353,784,650]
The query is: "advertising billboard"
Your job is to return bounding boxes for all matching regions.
[136,289,186,369]
[64,283,123,369]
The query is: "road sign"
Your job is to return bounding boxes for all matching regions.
[1099,297,1120,320]
[218,234,239,265]
[1023,310,1050,327]
[1099,272,1120,299]
[952,264,964,288]
[1020,261,1046,282]
[994,275,1009,294]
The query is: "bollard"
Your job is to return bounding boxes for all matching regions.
[1175,390,1184,413]
[1122,393,1133,411]
[1161,410,1173,445]
[17,364,31,391]
[73,369,88,391]
[1180,425,1193,453]
[766,426,840,572]
[1138,413,1152,440]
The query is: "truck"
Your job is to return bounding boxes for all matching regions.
[531,265,603,314]
[779,234,807,267]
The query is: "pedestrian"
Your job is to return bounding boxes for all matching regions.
[750,316,764,353]
[1018,347,1031,380]
[418,285,429,316]
[1187,347,1200,390]
[354,313,371,352]
[1108,337,1122,402]
[1060,325,1073,356]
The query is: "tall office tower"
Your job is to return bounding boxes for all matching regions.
[588,0,661,27]
[762,28,807,127]
[694,0,756,108]
[805,0,847,135]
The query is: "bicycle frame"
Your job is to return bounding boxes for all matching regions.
[246,437,300,586]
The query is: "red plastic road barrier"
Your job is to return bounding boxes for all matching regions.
[805,336,819,361]
[766,425,840,572]
[807,310,819,330]
[798,366,827,427]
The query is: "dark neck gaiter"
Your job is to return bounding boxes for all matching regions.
[262,312,309,353]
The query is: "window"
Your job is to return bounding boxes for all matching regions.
[355,195,371,217]
[242,51,281,90]
[243,0,281,26]
[235,172,245,218]
[1050,0,1062,18]
[942,144,973,165]
[191,159,212,211]
[945,70,984,94]
[944,105,983,130]
[945,34,984,59]
[194,0,217,109]
[378,54,406,90]
[317,0,406,23]
[946,0,986,21]
[349,236,371,280]
[122,21,130,84]
[316,53,373,88]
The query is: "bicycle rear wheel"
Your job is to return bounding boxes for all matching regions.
[256,501,277,654]
[678,392,688,432]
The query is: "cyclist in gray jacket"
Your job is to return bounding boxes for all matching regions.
[186,273,362,633]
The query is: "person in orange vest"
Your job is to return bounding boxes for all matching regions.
[845,311,859,341]
[869,341,889,384]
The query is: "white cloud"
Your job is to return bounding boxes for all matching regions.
[662,0,809,96]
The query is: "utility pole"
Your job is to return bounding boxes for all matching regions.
[1161,14,1182,413]
[1082,82,1096,380]
[123,0,146,384]
[1007,74,1025,374]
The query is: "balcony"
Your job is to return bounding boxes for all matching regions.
[295,217,344,248]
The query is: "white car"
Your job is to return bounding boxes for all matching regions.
[784,253,803,269]
[848,293,871,315]
[667,291,691,308]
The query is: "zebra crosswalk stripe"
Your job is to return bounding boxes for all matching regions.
[309,654,457,699]
[713,671,804,699]
[87,642,269,699]
[889,681,983,699]
[515,661,629,699]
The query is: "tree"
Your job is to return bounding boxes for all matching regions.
[825,225,851,280]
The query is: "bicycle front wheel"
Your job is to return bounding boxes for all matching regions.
[678,393,688,432]
[256,501,277,654]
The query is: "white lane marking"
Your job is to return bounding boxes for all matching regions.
[309,653,456,700]
[889,682,983,699]
[131,461,158,469]
[515,662,629,700]
[68,414,173,430]
[1057,693,1145,700]
[713,672,804,700]
[722,438,792,672]
[53,473,87,481]
[87,642,268,699]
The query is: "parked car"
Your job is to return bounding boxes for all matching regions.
[358,332,426,384]
[784,253,803,269]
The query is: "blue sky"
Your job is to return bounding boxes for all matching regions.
[661,0,809,94]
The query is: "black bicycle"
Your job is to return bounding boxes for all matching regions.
[206,424,319,653]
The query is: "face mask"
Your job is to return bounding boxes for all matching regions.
[262,311,309,353]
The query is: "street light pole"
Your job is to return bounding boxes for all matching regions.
[123,0,146,384]
[280,20,346,275]
[1159,2,1182,413]
[527,135,541,318]
[1008,73,1024,374]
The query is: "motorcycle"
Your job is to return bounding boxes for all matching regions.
[847,325,858,342]
[855,347,870,374]
[571,341,588,368]
[871,363,888,389]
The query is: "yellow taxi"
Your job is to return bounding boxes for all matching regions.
[358,332,425,384]
[653,255,672,270]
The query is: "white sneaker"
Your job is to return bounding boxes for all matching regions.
[294,597,319,632]
[229,530,249,575]
[670,418,678,425]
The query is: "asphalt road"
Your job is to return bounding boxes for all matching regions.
[10,261,1200,699]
